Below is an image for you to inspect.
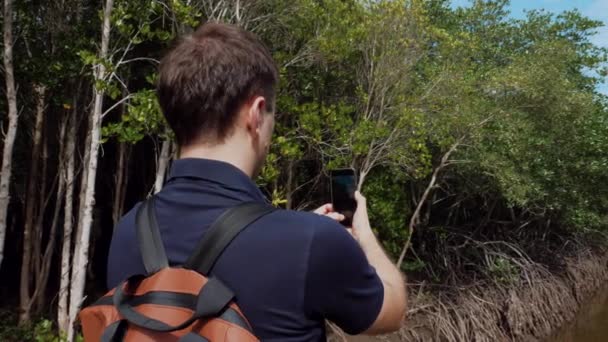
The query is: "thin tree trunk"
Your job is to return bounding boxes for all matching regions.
[117,145,129,223]
[75,106,92,245]
[154,138,171,194]
[34,181,63,314]
[72,107,91,285]
[117,147,129,224]
[32,112,68,315]
[32,130,50,315]
[33,111,49,296]
[423,192,435,226]
[357,170,369,192]
[0,0,19,269]
[235,0,242,23]
[33,186,62,313]
[397,141,460,268]
[19,84,46,324]
[67,1,114,340]
[112,83,130,226]
[357,155,371,191]
[112,142,128,226]
[58,108,76,335]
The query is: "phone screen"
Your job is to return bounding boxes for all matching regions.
[330,169,357,227]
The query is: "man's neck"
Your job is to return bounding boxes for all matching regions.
[179,141,254,178]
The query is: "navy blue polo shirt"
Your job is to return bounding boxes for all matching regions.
[107,158,384,341]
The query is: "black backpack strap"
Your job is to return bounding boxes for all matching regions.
[100,319,128,342]
[135,197,169,274]
[184,202,276,275]
[113,275,235,332]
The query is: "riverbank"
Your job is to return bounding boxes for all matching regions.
[333,241,608,342]
[550,282,608,341]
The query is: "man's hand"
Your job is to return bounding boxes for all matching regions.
[313,203,345,223]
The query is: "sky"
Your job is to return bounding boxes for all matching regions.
[450,0,608,95]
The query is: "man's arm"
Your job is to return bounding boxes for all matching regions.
[351,191,407,334]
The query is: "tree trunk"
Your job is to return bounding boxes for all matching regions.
[117,146,129,223]
[0,0,19,270]
[33,187,62,312]
[357,155,371,191]
[67,0,114,340]
[112,142,129,226]
[235,0,242,24]
[397,141,460,267]
[112,83,130,226]
[33,108,49,300]
[154,138,171,194]
[357,170,368,192]
[58,108,76,335]
[19,84,46,324]
[32,111,68,315]
[72,105,91,281]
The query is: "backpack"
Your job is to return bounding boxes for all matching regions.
[79,197,276,342]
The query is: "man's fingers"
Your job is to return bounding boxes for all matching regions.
[313,203,333,215]
[325,212,345,222]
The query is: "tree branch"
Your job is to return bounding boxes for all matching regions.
[397,139,462,267]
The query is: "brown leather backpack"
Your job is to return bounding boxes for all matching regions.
[79,197,276,341]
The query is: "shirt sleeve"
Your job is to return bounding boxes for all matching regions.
[304,216,384,335]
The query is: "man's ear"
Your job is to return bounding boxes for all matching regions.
[246,96,267,133]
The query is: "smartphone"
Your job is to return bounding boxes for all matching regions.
[330,168,358,227]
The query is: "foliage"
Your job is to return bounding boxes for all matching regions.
[99,0,608,273]
[0,314,82,342]
[364,168,411,257]
[102,89,167,143]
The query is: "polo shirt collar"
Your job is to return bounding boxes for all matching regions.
[167,158,267,203]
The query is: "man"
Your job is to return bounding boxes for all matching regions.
[107,22,407,341]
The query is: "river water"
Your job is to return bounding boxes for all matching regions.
[550,285,608,342]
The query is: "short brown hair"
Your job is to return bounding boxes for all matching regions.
[157,22,279,146]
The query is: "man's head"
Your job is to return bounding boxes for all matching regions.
[157,22,278,177]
